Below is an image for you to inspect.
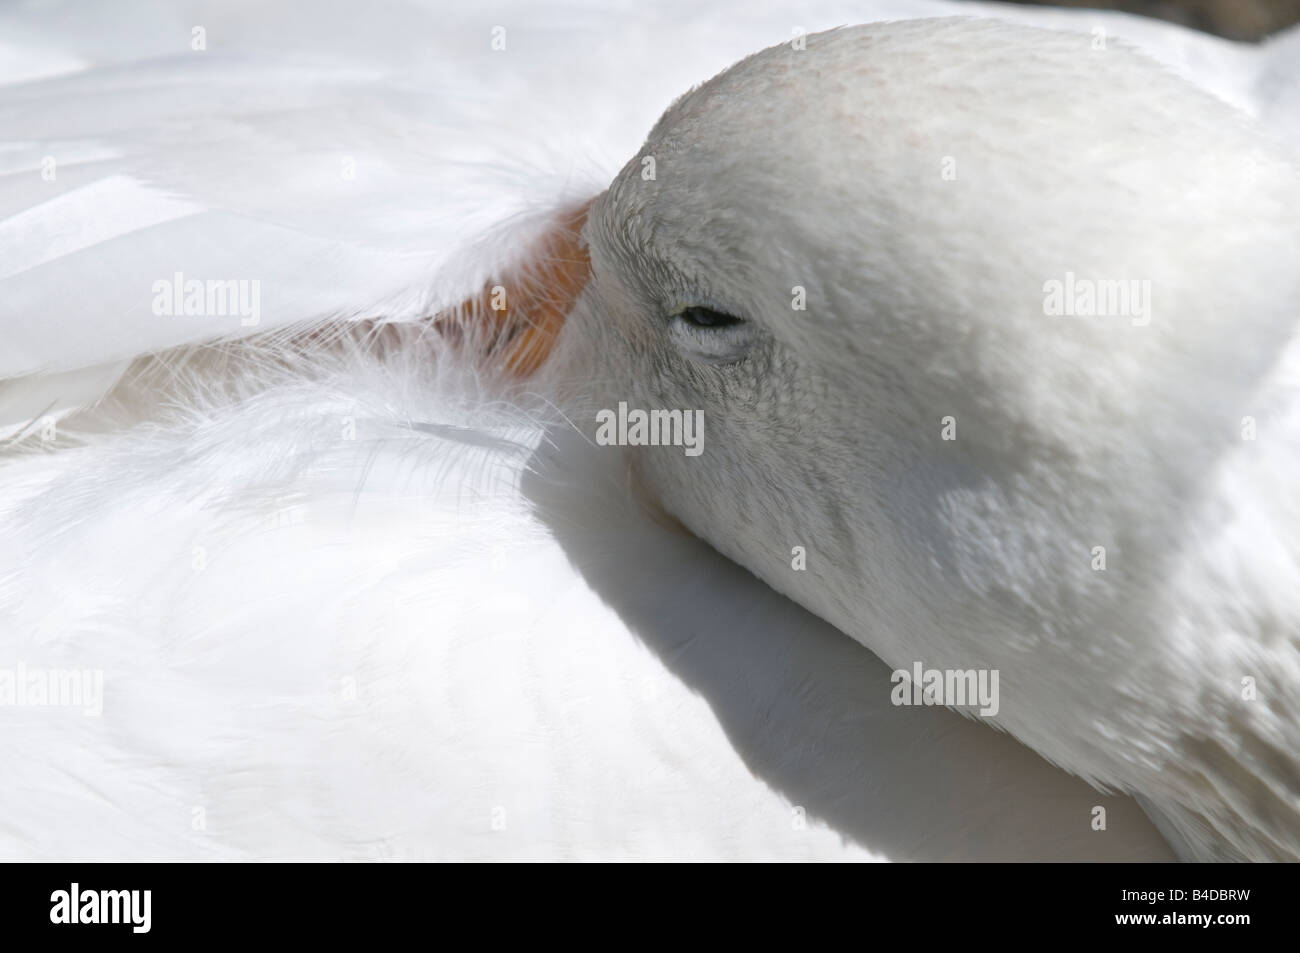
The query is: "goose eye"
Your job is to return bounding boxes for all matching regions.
[676,306,744,329]
[667,303,757,364]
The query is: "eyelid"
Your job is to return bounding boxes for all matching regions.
[666,298,739,321]
[666,308,759,365]
[675,311,745,333]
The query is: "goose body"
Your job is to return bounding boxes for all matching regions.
[2,1,1298,861]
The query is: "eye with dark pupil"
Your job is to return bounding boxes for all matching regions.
[678,306,743,329]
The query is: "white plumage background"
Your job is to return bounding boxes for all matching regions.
[2,0,1297,860]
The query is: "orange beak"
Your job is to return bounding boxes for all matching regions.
[449,201,592,377]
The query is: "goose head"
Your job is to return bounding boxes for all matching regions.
[500,19,1300,859]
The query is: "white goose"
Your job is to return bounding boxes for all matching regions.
[525,19,1300,861]
[2,1,1297,861]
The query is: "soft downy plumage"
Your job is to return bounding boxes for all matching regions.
[1,0,1297,860]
